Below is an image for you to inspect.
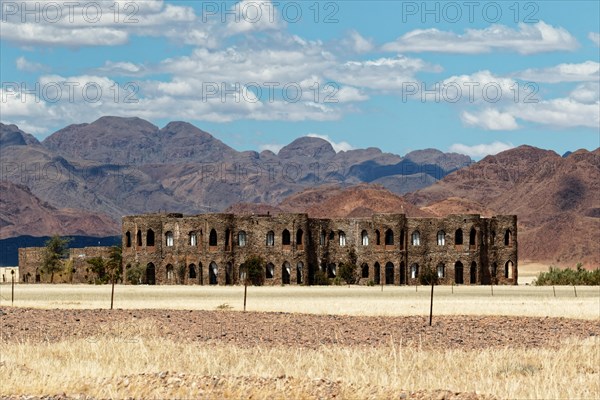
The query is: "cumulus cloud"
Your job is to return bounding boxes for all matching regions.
[16,56,48,72]
[516,61,599,83]
[382,22,578,54]
[461,109,519,130]
[589,32,600,46]
[449,142,515,158]
[306,133,354,152]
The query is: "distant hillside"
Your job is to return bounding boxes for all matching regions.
[226,184,433,218]
[407,146,600,267]
[0,181,119,239]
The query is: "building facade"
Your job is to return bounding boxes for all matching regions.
[122,212,518,286]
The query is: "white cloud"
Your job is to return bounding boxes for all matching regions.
[382,22,578,54]
[307,133,354,152]
[258,144,284,153]
[330,55,442,91]
[569,82,600,104]
[347,30,374,53]
[15,56,48,72]
[449,142,515,158]
[461,109,519,130]
[507,98,600,129]
[589,32,600,46]
[224,0,284,36]
[516,61,600,83]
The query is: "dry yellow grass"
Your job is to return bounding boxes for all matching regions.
[2,283,599,319]
[0,328,598,399]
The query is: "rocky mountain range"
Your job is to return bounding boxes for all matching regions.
[0,116,469,237]
[1,117,597,267]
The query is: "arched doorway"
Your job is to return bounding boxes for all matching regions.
[385,262,394,284]
[470,262,477,284]
[209,262,218,285]
[296,262,304,284]
[374,262,381,285]
[146,263,156,285]
[226,262,233,285]
[454,261,464,284]
[282,262,291,284]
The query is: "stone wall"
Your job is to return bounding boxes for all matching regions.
[122,213,518,286]
[19,246,113,283]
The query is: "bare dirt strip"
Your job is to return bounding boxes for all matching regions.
[2,308,598,349]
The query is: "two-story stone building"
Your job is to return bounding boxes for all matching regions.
[121,212,518,286]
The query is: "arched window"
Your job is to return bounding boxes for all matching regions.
[266,231,275,246]
[410,263,419,279]
[504,229,512,246]
[505,260,513,279]
[327,263,337,278]
[209,229,217,246]
[146,229,155,246]
[296,229,303,245]
[166,264,174,281]
[320,230,326,246]
[375,230,381,245]
[437,263,445,278]
[455,229,463,245]
[491,231,496,245]
[361,230,369,246]
[411,231,420,246]
[136,230,142,246]
[385,229,394,245]
[189,264,197,279]
[189,232,197,246]
[437,230,445,246]
[282,229,291,245]
[469,227,477,246]
[165,231,174,247]
[238,231,247,247]
[125,231,132,247]
[225,229,231,249]
[339,231,347,246]
[266,263,274,279]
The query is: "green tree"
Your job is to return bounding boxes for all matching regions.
[420,265,439,286]
[106,245,123,283]
[87,256,109,284]
[86,246,121,284]
[240,255,265,286]
[126,263,144,285]
[42,235,71,283]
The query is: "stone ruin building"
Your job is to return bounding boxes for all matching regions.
[121,212,518,286]
[19,246,114,283]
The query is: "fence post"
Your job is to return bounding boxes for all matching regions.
[429,280,434,326]
[11,270,15,306]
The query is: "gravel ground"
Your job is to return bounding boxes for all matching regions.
[2,308,598,399]
[1,308,598,349]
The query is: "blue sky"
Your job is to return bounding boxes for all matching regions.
[1,0,599,159]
